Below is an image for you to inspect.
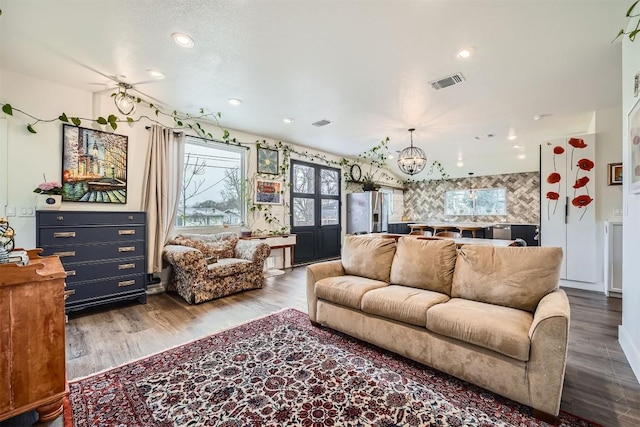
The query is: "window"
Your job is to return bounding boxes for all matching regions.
[175,137,245,228]
[444,188,506,216]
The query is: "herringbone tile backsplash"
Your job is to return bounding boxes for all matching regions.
[403,172,540,224]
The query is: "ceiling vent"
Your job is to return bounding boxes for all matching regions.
[429,72,465,90]
[312,119,333,127]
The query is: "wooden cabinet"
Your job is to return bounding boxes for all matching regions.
[510,224,539,246]
[0,251,67,423]
[388,223,411,234]
[36,211,147,313]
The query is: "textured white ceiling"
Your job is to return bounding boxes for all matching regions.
[0,0,628,178]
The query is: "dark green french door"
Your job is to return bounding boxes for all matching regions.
[290,160,341,265]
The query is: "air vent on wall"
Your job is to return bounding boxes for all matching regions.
[429,72,465,90]
[312,119,333,127]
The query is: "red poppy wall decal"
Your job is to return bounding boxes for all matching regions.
[572,194,593,220]
[568,137,587,170]
[546,191,560,200]
[547,172,561,184]
[573,176,590,189]
[553,146,565,154]
[576,158,595,171]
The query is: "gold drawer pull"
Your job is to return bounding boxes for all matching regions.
[119,229,136,235]
[57,216,64,221]
[54,251,76,257]
[118,280,136,287]
[128,215,134,220]
[54,231,76,238]
[65,270,76,276]
[118,246,136,252]
[64,289,76,300]
[118,263,136,270]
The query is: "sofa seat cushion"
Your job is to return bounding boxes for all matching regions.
[207,258,253,278]
[315,275,388,310]
[451,245,562,312]
[361,285,450,327]
[390,237,457,294]
[342,235,397,282]
[426,298,533,361]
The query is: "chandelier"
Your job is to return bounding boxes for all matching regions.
[114,83,136,115]
[397,128,427,175]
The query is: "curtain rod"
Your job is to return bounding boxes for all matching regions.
[145,126,249,150]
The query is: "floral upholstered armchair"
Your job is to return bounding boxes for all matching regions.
[162,232,271,304]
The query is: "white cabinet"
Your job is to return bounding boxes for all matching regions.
[540,134,596,283]
[604,221,623,295]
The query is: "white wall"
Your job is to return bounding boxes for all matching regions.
[0,69,401,251]
[620,34,640,381]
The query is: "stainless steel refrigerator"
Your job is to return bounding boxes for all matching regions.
[347,191,389,234]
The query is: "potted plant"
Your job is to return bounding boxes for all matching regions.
[33,181,63,210]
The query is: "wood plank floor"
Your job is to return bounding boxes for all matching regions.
[3,268,639,426]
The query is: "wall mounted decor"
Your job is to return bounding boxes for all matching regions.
[61,124,128,203]
[628,98,640,194]
[255,179,282,205]
[257,147,279,174]
[607,162,623,186]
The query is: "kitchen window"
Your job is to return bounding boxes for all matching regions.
[175,137,246,228]
[444,188,506,216]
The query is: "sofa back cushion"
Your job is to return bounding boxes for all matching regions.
[168,232,238,260]
[451,245,563,312]
[390,237,457,295]
[342,235,397,282]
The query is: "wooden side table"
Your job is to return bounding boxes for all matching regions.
[0,249,68,423]
[241,234,297,268]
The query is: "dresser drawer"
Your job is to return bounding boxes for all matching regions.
[37,211,145,226]
[40,240,145,263]
[63,257,145,284]
[38,225,145,246]
[65,274,146,305]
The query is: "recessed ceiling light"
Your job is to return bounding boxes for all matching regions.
[507,135,517,141]
[513,144,521,149]
[171,32,194,48]
[227,98,242,106]
[457,49,472,59]
[518,154,526,159]
[457,161,464,167]
[388,154,394,160]
[147,69,166,79]
[283,117,295,124]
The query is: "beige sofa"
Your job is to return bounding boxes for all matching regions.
[306,235,569,417]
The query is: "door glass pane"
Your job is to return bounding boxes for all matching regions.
[321,199,339,225]
[293,164,315,194]
[293,197,314,227]
[320,169,339,196]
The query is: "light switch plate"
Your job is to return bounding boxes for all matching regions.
[6,206,16,217]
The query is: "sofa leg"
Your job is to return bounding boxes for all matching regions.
[532,409,560,425]
[310,320,321,327]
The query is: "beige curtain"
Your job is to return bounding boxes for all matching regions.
[142,125,185,273]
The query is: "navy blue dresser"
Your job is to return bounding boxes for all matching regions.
[36,210,147,313]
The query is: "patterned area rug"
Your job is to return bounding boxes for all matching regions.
[67,308,600,426]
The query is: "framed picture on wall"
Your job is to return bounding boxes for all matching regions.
[628,98,640,194]
[607,163,623,186]
[255,179,282,205]
[257,147,279,175]
[61,124,128,203]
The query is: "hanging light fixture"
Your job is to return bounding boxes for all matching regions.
[114,83,136,115]
[467,172,476,199]
[397,128,427,175]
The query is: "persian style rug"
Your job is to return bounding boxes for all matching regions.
[67,308,599,427]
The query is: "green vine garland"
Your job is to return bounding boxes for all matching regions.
[0,97,448,235]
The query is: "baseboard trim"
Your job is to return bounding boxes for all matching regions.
[619,324,640,382]
[558,279,602,293]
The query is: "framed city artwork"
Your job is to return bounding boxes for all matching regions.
[607,163,622,186]
[61,124,128,203]
[257,147,279,174]
[628,98,640,194]
[255,179,282,205]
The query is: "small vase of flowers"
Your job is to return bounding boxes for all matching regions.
[34,180,63,210]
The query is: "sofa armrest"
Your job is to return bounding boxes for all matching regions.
[235,240,271,264]
[163,244,207,272]
[526,289,570,416]
[306,260,345,322]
